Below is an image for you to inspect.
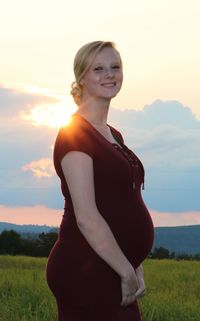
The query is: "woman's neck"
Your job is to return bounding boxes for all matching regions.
[76,98,111,126]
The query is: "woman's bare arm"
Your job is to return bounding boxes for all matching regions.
[61,151,136,281]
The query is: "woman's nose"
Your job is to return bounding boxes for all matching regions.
[104,68,114,78]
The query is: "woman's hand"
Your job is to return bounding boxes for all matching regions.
[120,264,146,307]
[120,267,139,307]
[135,265,146,300]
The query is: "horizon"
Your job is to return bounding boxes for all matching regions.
[1,220,200,229]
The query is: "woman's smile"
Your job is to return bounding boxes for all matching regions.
[101,82,117,87]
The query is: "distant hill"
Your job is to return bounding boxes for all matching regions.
[0,222,57,235]
[1,222,200,255]
[153,225,200,255]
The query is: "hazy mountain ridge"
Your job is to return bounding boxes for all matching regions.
[153,225,200,255]
[0,222,200,255]
[0,222,55,234]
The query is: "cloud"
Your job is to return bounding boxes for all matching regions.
[0,83,57,118]
[151,210,200,227]
[0,84,58,167]
[22,158,55,178]
[0,84,58,182]
[109,100,200,212]
[0,84,200,219]
[109,100,200,169]
[109,99,200,130]
[20,98,76,128]
[0,203,199,228]
[0,204,62,226]
[132,125,200,169]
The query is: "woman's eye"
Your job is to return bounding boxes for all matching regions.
[93,65,120,72]
[112,65,120,69]
[94,66,103,71]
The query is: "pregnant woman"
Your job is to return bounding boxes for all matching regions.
[46,40,154,321]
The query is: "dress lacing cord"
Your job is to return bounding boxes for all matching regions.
[112,143,145,190]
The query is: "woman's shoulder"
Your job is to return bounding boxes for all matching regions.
[56,114,92,142]
[54,114,95,167]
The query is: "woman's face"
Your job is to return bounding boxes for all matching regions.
[80,47,123,101]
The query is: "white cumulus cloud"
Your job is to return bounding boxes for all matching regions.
[22,158,55,178]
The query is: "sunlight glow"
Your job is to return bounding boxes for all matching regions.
[21,96,77,128]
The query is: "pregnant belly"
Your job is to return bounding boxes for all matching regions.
[112,202,154,269]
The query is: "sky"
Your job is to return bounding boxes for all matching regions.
[0,0,200,227]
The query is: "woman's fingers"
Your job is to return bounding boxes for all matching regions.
[135,286,146,299]
[120,293,136,307]
[120,288,146,307]
[120,267,140,306]
[135,271,146,300]
[120,282,138,306]
[120,280,146,306]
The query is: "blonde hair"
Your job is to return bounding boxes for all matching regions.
[70,41,120,105]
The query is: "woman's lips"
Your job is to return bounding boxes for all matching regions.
[101,82,116,87]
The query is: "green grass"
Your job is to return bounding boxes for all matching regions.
[141,259,200,321]
[0,255,200,321]
[0,255,56,321]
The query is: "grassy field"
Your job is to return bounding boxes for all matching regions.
[0,255,200,321]
[140,259,200,321]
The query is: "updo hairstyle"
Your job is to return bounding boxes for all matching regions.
[70,41,118,105]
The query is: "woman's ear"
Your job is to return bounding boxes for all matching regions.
[79,78,84,86]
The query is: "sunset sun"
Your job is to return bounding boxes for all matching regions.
[21,96,77,128]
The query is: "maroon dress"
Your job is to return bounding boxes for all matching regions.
[46,113,154,321]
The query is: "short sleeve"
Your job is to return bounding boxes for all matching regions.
[53,119,95,179]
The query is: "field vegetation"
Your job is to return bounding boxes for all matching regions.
[0,255,199,321]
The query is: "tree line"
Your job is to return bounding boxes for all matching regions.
[0,230,57,257]
[150,246,200,260]
[1,229,200,260]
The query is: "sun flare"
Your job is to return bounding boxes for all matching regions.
[21,96,77,128]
